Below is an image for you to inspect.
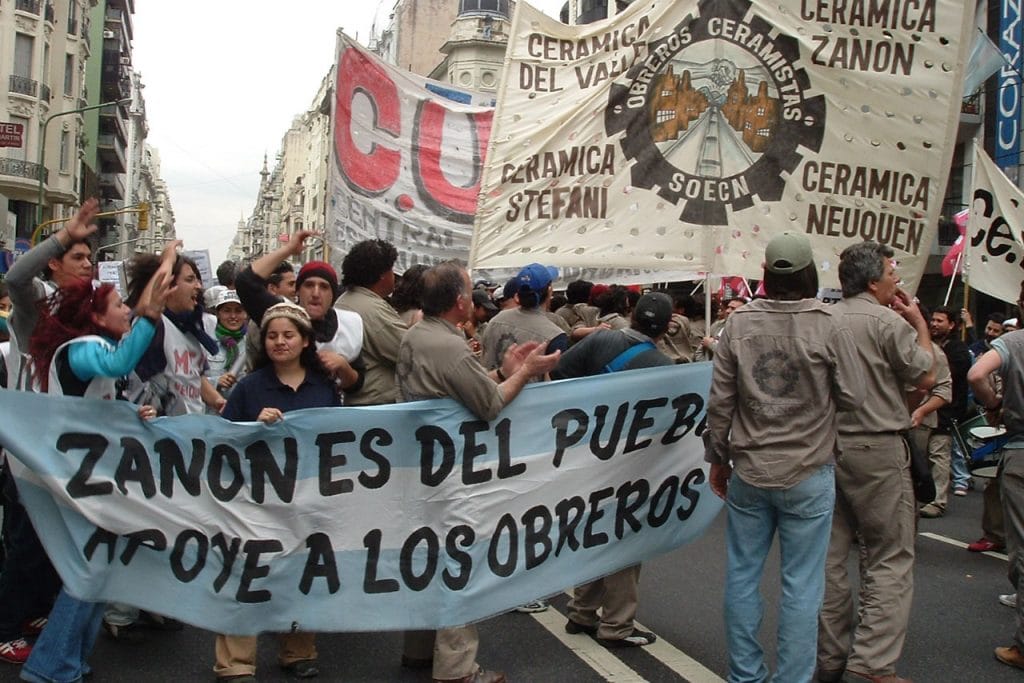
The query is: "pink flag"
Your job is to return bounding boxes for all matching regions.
[940,209,968,277]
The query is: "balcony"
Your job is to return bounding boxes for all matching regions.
[0,158,47,184]
[98,171,125,200]
[15,0,40,15]
[39,83,51,102]
[100,108,128,141]
[9,75,38,97]
[97,133,127,173]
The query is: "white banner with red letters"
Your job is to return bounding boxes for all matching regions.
[326,33,494,274]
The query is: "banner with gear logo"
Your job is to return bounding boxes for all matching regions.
[470,0,974,293]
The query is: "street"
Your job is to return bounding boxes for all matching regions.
[0,478,1018,682]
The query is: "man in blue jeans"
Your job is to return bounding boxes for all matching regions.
[707,232,862,682]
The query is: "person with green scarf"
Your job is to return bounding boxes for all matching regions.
[204,288,249,410]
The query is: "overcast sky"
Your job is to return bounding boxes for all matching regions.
[132,1,564,266]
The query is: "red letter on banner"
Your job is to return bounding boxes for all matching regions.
[335,47,401,195]
[413,103,492,223]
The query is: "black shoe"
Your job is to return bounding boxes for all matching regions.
[102,620,145,643]
[139,611,184,631]
[818,668,845,683]
[281,659,319,679]
[597,628,656,648]
[401,655,434,670]
[565,619,598,636]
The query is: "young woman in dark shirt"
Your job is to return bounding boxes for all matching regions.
[214,301,338,682]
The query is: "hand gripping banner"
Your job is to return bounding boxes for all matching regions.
[0,364,720,635]
[471,0,974,293]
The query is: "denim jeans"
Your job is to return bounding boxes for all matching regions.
[20,589,104,683]
[724,464,835,683]
[950,437,971,489]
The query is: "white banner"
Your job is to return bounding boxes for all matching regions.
[325,33,494,274]
[968,148,1024,304]
[471,0,974,293]
[0,364,720,635]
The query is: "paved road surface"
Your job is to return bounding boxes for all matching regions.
[0,477,1018,681]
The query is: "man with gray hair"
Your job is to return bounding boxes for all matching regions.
[397,261,560,683]
[817,241,936,683]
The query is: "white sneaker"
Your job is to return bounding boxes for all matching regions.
[515,599,549,613]
[999,593,1017,608]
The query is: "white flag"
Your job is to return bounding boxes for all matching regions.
[967,148,1024,304]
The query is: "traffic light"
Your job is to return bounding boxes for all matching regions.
[137,202,149,231]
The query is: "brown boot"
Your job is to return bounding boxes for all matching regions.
[995,644,1024,670]
[842,671,913,683]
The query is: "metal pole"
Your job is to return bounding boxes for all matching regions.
[36,98,131,226]
[704,272,712,327]
[943,250,963,306]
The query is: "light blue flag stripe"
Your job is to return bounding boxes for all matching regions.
[0,363,721,634]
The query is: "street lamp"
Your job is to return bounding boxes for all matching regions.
[36,98,131,226]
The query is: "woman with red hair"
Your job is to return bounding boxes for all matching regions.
[18,246,173,683]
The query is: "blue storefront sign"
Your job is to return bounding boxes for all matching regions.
[998,0,1023,172]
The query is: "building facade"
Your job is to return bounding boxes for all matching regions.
[0,0,94,257]
[0,0,172,270]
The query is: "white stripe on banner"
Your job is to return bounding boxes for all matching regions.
[0,363,720,635]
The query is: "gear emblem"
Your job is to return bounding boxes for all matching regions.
[606,0,826,225]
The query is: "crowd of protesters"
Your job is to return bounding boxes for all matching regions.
[0,202,1023,683]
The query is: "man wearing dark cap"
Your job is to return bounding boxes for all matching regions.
[707,231,862,683]
[234,230,365,394]
[817,240,935,683]
[493,277,519,311]
[470,289,498,339]
[480,264,569,376]
[337,239,407,406]
[551,292,675,648]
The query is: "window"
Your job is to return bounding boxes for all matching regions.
[14,34,33,79]
[67,1,77,34]
[656,110,675,124]
[64,54,74,96]
[758,128,770,137]
[757,106,765,116]
[59,131,70,172]
[662,89,672,96]
[458,0,510,15]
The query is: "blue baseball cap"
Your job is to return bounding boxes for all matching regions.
[515,263,559,296]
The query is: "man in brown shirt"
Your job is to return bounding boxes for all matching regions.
[480,264,568,375]
[396,261,560,683]
[707,232,862,682]
[336,239,407,406]
[817,241,935,683]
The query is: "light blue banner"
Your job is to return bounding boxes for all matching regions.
[0,363,719,635]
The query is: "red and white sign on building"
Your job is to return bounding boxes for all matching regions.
[0,123,24,148]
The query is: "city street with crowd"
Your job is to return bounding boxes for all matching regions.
[0,200,1023,683]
